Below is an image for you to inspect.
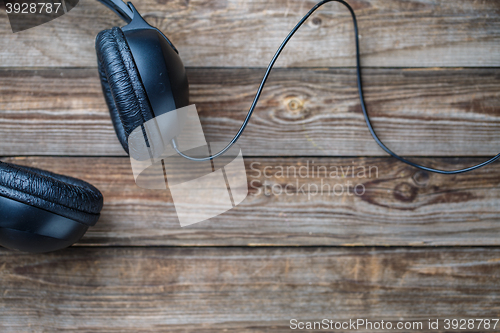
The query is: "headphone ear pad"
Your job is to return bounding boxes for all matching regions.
[95,27,154,154]
[0,161,103,226]
[0,161,103,253]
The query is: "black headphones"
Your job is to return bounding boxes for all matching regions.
[1,0,499,253]
[0,0,194,253]
[95,1,190,153]
[0,1,189,253]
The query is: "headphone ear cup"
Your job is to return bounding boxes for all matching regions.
[0,161,103,226]
[0,161,103,253]
[95,27,154,154]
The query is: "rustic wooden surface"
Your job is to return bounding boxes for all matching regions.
[1,0,500,68]
[2,156,500,247]
[1,0,499,332]
[1,67,499,156]
[1,247,500,333]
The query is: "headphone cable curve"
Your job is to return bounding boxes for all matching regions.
[171,0,500,174]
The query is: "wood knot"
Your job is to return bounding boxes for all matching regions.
[393,182,418,202]
[279,96,311,121]
[286,97,304,112]
[413,170,430,187]
[310,17,322,28]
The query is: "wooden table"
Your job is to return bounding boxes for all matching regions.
[1,0,500,331]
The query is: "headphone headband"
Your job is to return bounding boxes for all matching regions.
[97,0,133,23]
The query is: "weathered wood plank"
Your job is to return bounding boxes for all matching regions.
[1,247,499,332]
[1,68,499,156]
[2,156,499,246]
[0,0,499,68]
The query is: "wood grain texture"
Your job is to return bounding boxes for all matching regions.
[1,67,499,156]
[1,0,499,329]
[2,156,499,246]
[0,0,499,68]
[1,247,499,332]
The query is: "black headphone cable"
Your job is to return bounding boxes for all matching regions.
[172,0,500,174]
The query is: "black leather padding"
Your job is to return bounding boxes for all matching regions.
[0,161,103,226]
[95,27,154,154]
